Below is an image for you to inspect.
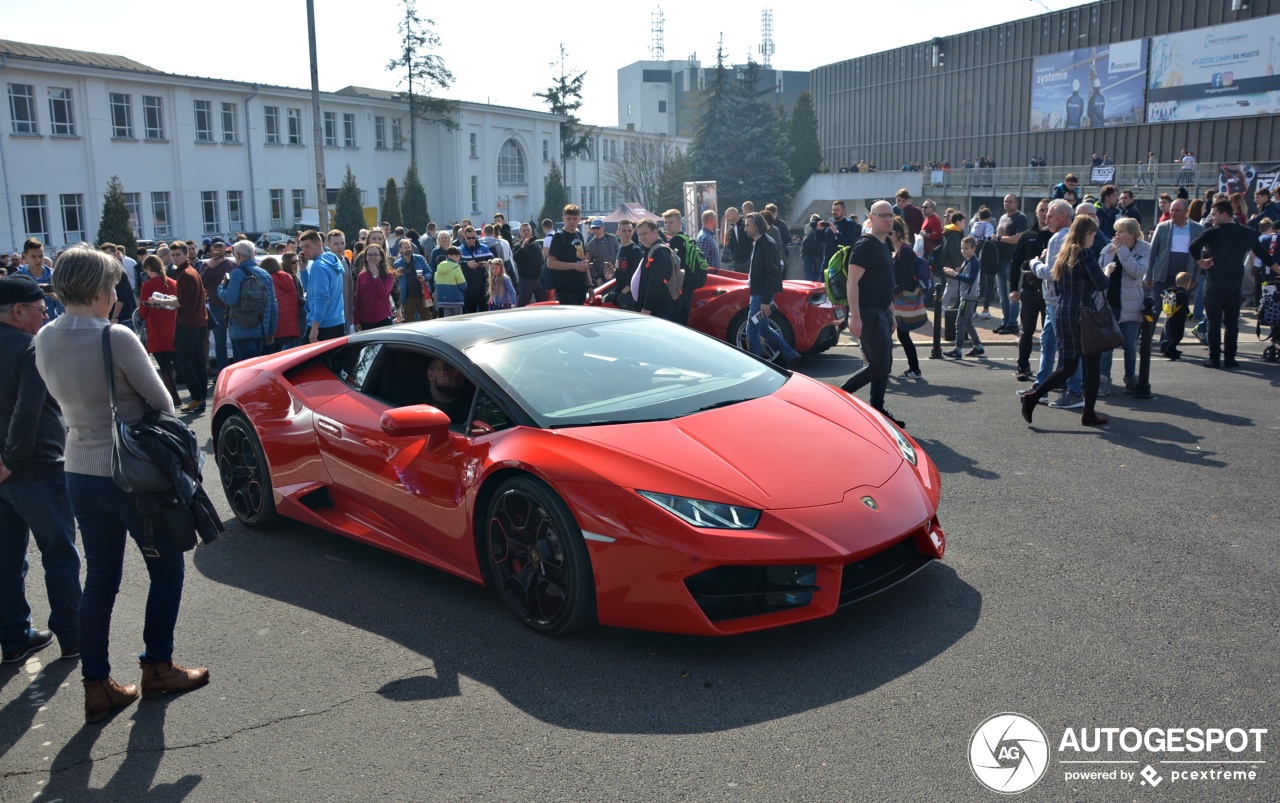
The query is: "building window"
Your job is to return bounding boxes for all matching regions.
[374,116,386,149]
[194,100,213,142]
[109,93,134,138]
[287,108,302,144]
[8,84,37,134]
[323,112,337,147]
[378,187,386,211]
[581,186,588,207]
[227,190,244,232]
[60,194,86,244]
[269,189,285,228]
[542,139,549,162]
[264,106,280,144]
[151,192,171,238]
[143,96,164,139]
[221,102,238,142]
[658,100,667,113]
[292,189,305,223]
[123,192,142,237]
[22,195,48,242]
[497,139,526,185]
[391,117,404,149]
[47,88,75,136]
[589,186,596,210]
[469,132,478,158]
[470,176,479,213]
[343,112,356,147]
[201,191,220,234]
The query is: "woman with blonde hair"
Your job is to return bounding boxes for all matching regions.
[1020,215,1111,426]
[487,258,516,310]
[1100,217,1150,393]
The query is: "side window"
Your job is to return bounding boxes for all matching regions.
[332,344,382,391]
[472,390,514,434]
[362,348,476,431]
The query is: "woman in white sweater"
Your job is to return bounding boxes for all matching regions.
[34,245,208,725]
[1100,217,1151,394]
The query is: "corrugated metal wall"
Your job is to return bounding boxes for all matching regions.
[812,0,1280,170]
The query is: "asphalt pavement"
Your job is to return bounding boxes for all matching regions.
[1,323,1277,802]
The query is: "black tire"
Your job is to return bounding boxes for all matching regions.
[730,308,796,364]
[484,475,595,636]
[216,413,277,528]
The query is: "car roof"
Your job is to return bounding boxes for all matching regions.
[347,306,643,351]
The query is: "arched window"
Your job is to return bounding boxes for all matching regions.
[497,139,526,185]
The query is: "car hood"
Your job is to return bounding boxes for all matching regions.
[560,378,903,508]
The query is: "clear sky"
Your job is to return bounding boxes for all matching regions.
[7,0,1097,125]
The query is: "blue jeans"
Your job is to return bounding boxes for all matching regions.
[1038,304,1082,395]
[747,295,799,363]
[66,473,186,680]
[996,262,1019,327]
[0,474,81,652]
[207,306,230,371]
[231,337,265,362]
[802,254,823,283]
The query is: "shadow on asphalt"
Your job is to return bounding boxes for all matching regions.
[1100,390,1254,427]
[886,381,981,404]
[911,438,1000,479]
[193,520,981,735]
[0,659,75,764]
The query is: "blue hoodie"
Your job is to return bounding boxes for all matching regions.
[218,259,279,341]
[303,250,347,329]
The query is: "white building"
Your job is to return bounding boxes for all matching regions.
[616,59,701,137]
[0,40,563,251]
[563,125,692,218]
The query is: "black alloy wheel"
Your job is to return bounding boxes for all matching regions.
[217,413,277,528]
[485,476,595,636]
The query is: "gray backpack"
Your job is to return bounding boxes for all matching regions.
[230,264,267,330]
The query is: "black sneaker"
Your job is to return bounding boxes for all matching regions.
[901,368,922,378]
[966,347,986,357]
[1014,370,1032,382]
[60,641,80,661]
[1201,359,1219,369]
[875,407,906,428]
[2,630,54,664]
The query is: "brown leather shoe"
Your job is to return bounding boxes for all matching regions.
[140,660,210,699]
[84,677,140,724]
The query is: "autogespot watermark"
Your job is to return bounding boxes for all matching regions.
[967,715,1269,794]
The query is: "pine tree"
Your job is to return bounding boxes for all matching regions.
[401,164,430,232]
[787,93,822,190]
[688,42,741,206]
[540,162,568,223]
[535,45,595,173]
[96,175,136,253]
[728,62,794,211]
[334,166,366,241]
[381,178,402,229]
[387,0,459,160]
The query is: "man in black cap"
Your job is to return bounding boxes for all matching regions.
[0,275,80,664]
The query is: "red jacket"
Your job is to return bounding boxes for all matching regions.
[137,276,177,353]
[270,271,301,339]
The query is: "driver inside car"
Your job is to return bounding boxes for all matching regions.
[425,357,474,428]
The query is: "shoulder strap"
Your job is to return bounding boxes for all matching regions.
[101,325,119,423]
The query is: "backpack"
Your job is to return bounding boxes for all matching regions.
[661,244,686,300]
[229,264,268,330]
[977,229,1000,274]
[915,254,934,291]
[824,244,852,305]
[673,234,707,288]
[1258,282,1280,328]
[1161,288,1181,318]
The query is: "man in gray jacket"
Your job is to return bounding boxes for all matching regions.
[1145,197,1203,347]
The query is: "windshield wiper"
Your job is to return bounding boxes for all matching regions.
[688,398,755,414]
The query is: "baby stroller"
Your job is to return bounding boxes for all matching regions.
[1258,281,1280,362]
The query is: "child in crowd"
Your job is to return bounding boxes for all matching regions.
[1160,271,1193,360]
[432,246,467,317]
[944,237,985,358]
[487,258,516,310]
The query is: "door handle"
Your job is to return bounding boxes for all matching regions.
[316,417,342,437]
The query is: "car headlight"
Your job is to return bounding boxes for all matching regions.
[876,418,917,466]
[637,491,762,530]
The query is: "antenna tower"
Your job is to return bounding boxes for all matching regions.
[759,9,775,68]
[650,9,665,60]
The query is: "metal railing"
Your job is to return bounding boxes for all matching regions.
[916,163,1209,198]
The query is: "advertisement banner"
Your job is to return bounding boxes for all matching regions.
[1148,16,1280,122]
[1218,162,1280,215]
[1030,39,1148,130]
[682,181,717,236]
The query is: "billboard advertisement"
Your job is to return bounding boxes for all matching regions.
[1219,162,1280,215]
[1148,16,1280,122]
[1030,39,1148,130]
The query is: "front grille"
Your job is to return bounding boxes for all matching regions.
[684,565,819,622]
[839,536,934,607]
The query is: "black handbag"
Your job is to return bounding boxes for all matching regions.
[102,326,172,494]
[1080,291,1124,355]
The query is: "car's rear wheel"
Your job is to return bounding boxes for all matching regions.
[730,309,796,363]
[217,413,277,528]
[484,476,595,636]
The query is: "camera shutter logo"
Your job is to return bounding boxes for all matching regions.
[969,713,1050,794]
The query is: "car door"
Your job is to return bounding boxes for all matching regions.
[312,344,477,572]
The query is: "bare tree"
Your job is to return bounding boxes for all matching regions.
[604,132,684,213]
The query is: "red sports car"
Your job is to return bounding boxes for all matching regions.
[212,307,944,636]
[592,268,844,362]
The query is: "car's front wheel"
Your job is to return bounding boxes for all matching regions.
[730,308,796,363]
[217,413,277,528]
[484,475,596,635]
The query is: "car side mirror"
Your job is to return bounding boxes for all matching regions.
[380,405,452,448]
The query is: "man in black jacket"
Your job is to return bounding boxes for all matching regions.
[723,207,752,271]
[1192,200,1277,367]
[744,213,801,368]
[1009,198,1053,381]
[0,275,80,664]
[634,220,674,320]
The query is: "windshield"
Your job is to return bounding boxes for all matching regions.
[466,316,787,427]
